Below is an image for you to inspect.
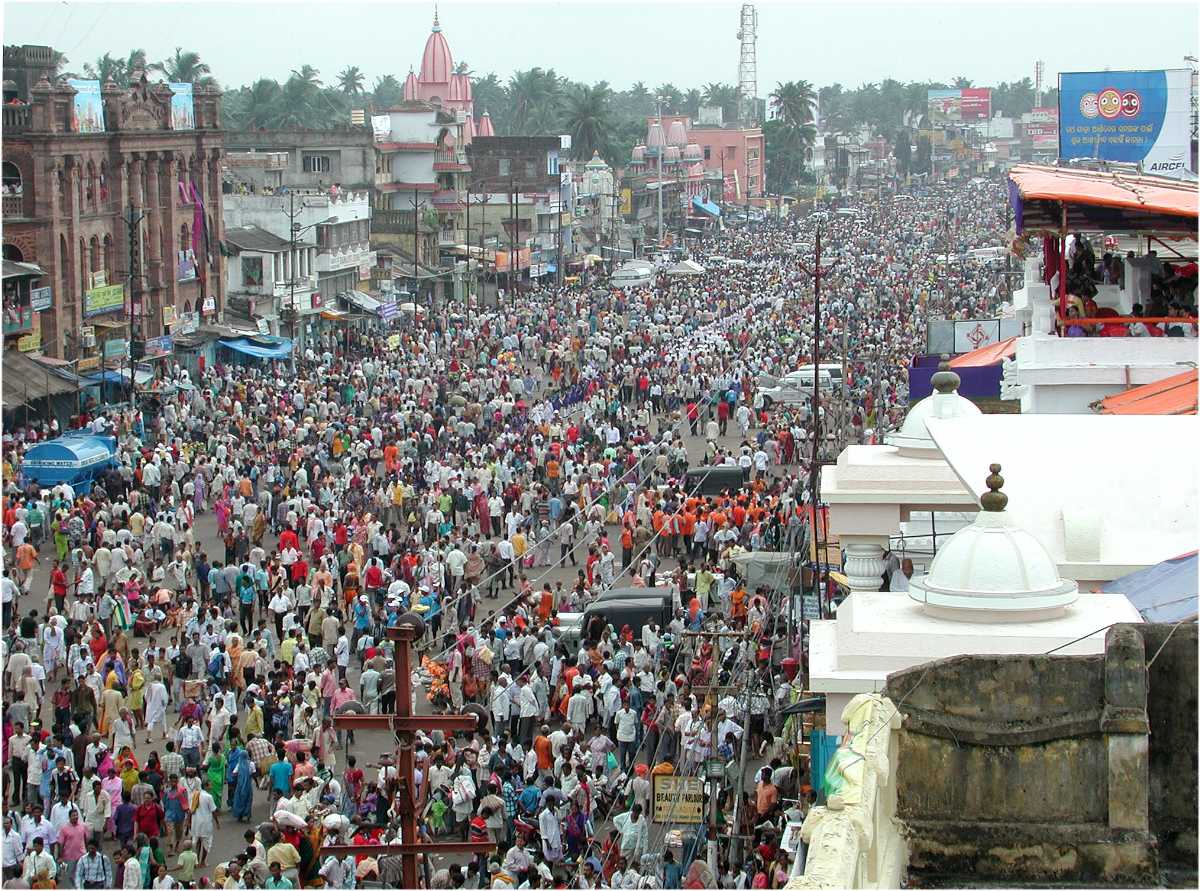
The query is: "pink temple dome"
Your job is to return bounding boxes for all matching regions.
[684,143,702,160]
[476,110,495,137]
[464,114,476,140]
[631,145,646,162]
[448,74,464,102]
[420,14,454,84]
[688,162,705,177]
[453,73,472,103]
[403,70,418,101]
[646,120,666,149]
[667,120,688,147]
[664,145,681,163]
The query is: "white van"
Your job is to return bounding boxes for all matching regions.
[759,368,837,407]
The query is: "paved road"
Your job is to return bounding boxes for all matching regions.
[9,405,789,880]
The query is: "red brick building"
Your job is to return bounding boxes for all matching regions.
[2,49,223,368]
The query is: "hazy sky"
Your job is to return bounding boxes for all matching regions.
[3,0,1197,93]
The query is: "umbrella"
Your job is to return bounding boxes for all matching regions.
[1103,551,1198,622]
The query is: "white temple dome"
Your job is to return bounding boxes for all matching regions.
[885,361,981,457]
[908,464,1079,619]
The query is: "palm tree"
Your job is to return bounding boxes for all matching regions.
[83,53,127,85]
[471,73,507,131]
[702,82,739,121]
[337,66,365,96]
[289,65,322,89]
[952,76,974,89]
[770,80,817,127]
[561,82,614,161]
[654,83,682,114]
[126,48,147,75]
[150,48,212,84]
[454,61,473,76]
[508,68,560,134]
[241,78,283,129]
[372,74,403,106]
[682,88,702,119]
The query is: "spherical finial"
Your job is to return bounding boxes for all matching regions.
[981,463,1008,512]
[931,355,961,395]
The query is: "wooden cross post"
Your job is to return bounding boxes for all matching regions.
[321,621,494,887]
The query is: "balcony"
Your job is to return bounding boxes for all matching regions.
[3,194,26,217]
[374,209,435,234]
[2,105,31,134]
[433,149,470,172]
[316,245,375,274]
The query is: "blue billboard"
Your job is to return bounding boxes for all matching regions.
[1058,69,1193,178]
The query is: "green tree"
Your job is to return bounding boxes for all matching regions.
[508,68,562,135]
[82,53,127,85]
[337,66,365,96]
[894,128,912,177]
[372,74,403,106]
[702,82,739,122]
[471,72,508,133]
[150,47,214,85]
[561,82,614,161]
[238,78,283,129]
[653,83,682,114]
[952,76,974,89]
[681,88,702,119]
[770,80,817,126]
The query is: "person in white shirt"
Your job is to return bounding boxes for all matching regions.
[21,837,55,884]
[2,815,24,881]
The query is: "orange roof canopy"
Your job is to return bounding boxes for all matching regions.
[948,336,1018,369]
[1097,369,1198,415]
[1009,164,1199,220]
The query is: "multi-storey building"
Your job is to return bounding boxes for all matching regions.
[1,49,223,369]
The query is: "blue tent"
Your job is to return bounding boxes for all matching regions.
[218,337,294,360]
[1103,551,1198,622]
[691,196,721,217]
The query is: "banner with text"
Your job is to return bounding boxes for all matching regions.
[1058,69,1193,177]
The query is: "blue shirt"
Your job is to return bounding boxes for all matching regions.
[268,760,293,793]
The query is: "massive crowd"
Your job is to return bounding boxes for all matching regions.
[1,181,1010,889]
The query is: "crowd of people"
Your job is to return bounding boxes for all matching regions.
[1,181,1012,889]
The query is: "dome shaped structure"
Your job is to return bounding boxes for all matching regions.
[403,69,419,102]
[667,120,688,147]
[476,110,495,137]
[885,361,981,457]
[646,120,666,150]
[464,114,476,140]
[631,145,646,163]
[420,13,454,84]
[684,143,702,160]
[908,464,1079,619]
[663,145,681,163]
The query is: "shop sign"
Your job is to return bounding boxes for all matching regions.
[76,355,101,371]
[162,305,177,327]
[144,335,173,358]
[17,330,41,352]
[83,283,126,318]
[202,295,216,312]
[89,269,108,289]
[103,338,128,359]
[176,311,200,335]
[651,775,704,824]
[30,287,53,312]
[359,263,372,281]
[310,291,323,310]
[3,306,33,334]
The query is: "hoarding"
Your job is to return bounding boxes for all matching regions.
[83,283,125,318]
[169,82,195,130]
[928,88,992,124]
[651,774,704,824]
[67,79,105,133]
[1025,107,1059,149]
[1058,69,1193,177]
[30,287,53,312]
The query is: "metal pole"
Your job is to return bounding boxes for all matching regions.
[657,98,664,249]
[288,191,297,361]
[412,188,419,306]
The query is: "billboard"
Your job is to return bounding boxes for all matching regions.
[928,88,992,124]
[169,82,195,130]
[1058,69,1193,177]
[83,283,125,318]
[1025,107,1059,149]
[67,79,106,133]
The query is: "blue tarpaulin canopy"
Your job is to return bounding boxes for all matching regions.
[1103,551,1198,623]
[692,196,721,217]
[218,337,294,360]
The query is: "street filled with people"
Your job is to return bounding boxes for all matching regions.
[1,182,1012,889]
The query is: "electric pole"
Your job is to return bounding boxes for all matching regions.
[797,226,838,619]
[124,197,145,392]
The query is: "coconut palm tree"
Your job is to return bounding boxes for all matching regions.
[289,65,322,89]
[702,82,739,122]
[770,80,817,127]
[83,53,127,85]
[653,84,682,115]
[682,88,702,119]
[337,66,365,96]
[150,47,213,84]
[372,74,403,106]
[561,82,614,161]
[454,61,473,76]
[508,68,560,135]
[241,78,283,129]
[952,76,974,89]
[126,48,148,76]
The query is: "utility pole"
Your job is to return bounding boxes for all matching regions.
[797,226,838,619]
[410,187,420,308]
[656,96,665,249]
[124,197,145,396]
[509,175,517,300]
[287,190,298,364]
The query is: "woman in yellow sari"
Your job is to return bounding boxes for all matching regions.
[226,635,245,692]
[127,663,146,728]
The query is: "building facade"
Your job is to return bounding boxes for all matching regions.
[2,53,223,369]
[223,127,376,193]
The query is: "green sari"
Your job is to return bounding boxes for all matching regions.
[205,752,227,803]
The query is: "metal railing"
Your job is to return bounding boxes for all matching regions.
[374,209,421,233]
[3,194,26,217]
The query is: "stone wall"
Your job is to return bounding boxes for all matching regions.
[1136,623,1198,866]
[881,624,1195,885]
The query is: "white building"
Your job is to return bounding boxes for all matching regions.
[812,366,1197,734]
[223,224,316,338]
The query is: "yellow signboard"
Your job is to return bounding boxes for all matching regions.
[83,283,125,318]
[76,356,101,371]
[651,774,704,824]
[620,188,633,216]
[17,330,41,352]
[162,305,177,327]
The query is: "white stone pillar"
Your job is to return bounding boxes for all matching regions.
[841,538,889,593]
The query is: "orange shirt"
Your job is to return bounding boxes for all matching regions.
[651,510,665,533]
[534,735,553,770]
[15,542,37,571]
[731,587,747,617]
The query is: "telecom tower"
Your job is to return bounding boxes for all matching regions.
[737,4,758,124]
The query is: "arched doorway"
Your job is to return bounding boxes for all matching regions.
[3,243,24,262]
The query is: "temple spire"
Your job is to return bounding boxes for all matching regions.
[433,4,441,31]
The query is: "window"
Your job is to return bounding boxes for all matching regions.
[498,158,511,177]
[525,162,536,179]
[703,147,711,161]
[748,149,759,161]
[547,153,559,176]
[242,256,264,287]
[2,160,23,196]
[302,154,331,173]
